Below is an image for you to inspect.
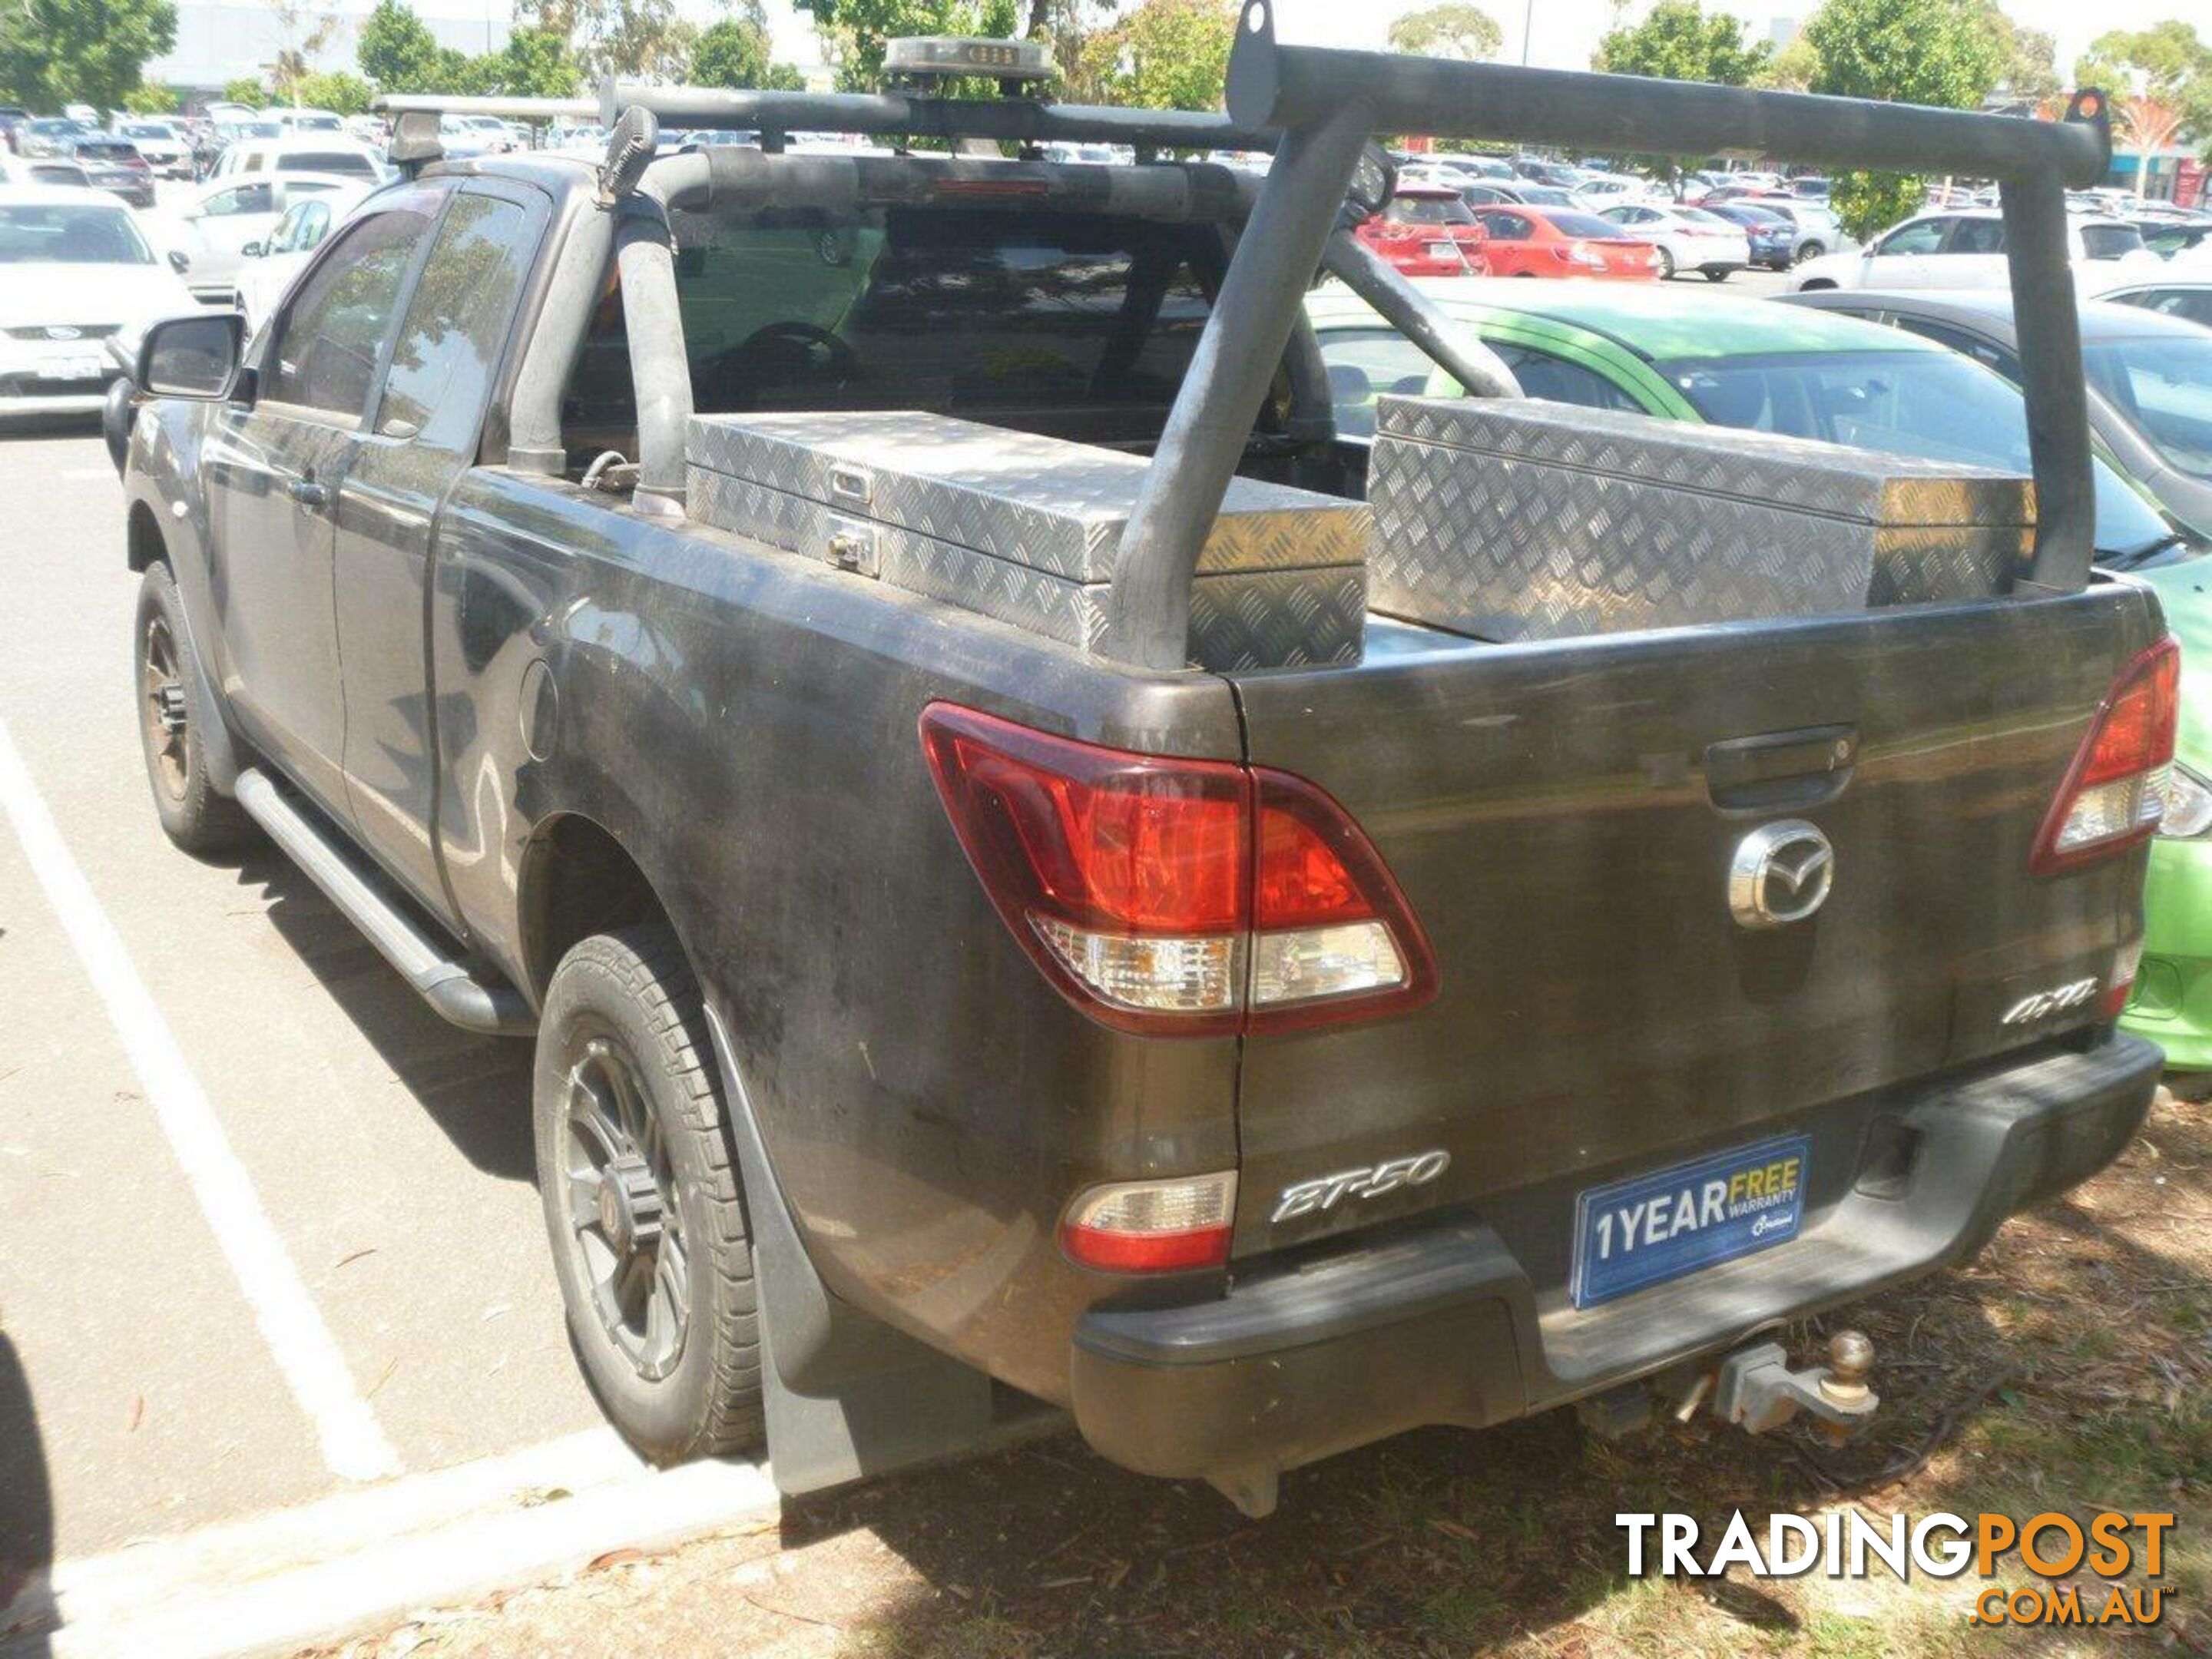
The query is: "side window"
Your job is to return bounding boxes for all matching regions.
[207,183,272,217]
[265,202,439,419]
[1892,317,2017,380]
[267,204,307,253]
[1316,326,1446,439]
[1945,218,2005,256]
[1491,343,1642,412]
[296,201,331,250]
[1481,211,1533,240]
[1876,218,1946,257]
[373,192,537,448]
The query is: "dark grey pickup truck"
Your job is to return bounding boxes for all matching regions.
[109,13,2171,1515]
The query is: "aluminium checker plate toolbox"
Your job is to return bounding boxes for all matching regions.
[686,411,1369,670]
[1366,396,2036,644]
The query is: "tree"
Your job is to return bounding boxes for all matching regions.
[0,0,178,114]
[359,0,445,90]
[267,0,342,104]
[1078,0,1236,111]
[800,0,1018,94]
[1979,4,2058,109]
[1804,0,2001,240]
[1386,4,1502,61]
[121,83,180,114]
[222,75,269,106]
[454,26,581,96]
[692,3,805,90]
[1593,3,1770,188]
[292,68,373,112]
[2082,22,2212,165]
[526,0,701,80]
[1757,34,1818,91]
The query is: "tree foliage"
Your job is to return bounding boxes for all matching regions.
[523,0,697,80]
[359,1,578,96]
[1804,0,2001,240]
[1077,0,1235,111]
[291,68,373,111]
[2081,22,2212,157]
[458,26,581,95]
[121,83,180,114]
[0,0,178,114]
[222,75,269,106]
[1979,3,2058,108]
[359,0,446,90]
[694,3,805,91]
[1386,4,1502,62]
[1593,3,1769,186]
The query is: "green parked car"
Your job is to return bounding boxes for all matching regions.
[1307,277,2212,1067]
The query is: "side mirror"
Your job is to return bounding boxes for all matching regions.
[167,248,189,273]
[240,239,263,257]
[135,311,247,400]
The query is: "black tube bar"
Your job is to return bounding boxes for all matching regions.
[2000,177,2097,594]
[1321,230,1522,401]
[1101,98,1375,668]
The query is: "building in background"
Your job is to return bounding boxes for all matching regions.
[147,0,515,104]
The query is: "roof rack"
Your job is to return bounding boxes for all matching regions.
[1098,0,2114,667]
[375,94,597,121]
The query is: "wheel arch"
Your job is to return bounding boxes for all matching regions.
[515,811,682,1006]
[127,498,167,573]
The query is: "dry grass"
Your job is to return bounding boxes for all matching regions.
[319,1091,2211,1659]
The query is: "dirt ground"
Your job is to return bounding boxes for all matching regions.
[313,1090,2210,1659]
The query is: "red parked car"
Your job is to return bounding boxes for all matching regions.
[1356,184,1490,277]
[1468,204,1661,280]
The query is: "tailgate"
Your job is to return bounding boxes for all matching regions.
[1228,583,2162,1255]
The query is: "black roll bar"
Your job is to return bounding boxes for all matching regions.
[1099,0,2115,667]
[598,79,1280,156]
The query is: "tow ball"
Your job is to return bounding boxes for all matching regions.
[1708,1330,1879,1443]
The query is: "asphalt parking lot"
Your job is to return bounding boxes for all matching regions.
[0,258,1799,1654]
[0,426,606,1564]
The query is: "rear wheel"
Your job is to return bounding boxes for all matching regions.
[535,925,763,1464]
[1702,267,1729,283]
[1797,278,1838,291]
[134,562,251,856]
[1797,240,1826,263]
[1655,247,1677,280]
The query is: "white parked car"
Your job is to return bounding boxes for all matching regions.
[1571,172,1656,210]
[232,182,369,331]
[1598,202,1752,281]
[271,107,346,134]
[1790,209,2161,292]
[112,118,193,178]
[0,186,197,417]
[152,171,360,302]
[208,134,388,184]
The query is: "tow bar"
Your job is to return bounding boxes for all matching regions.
[1710,1330,1879,1443]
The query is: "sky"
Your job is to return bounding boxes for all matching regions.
[740,0,2195,87]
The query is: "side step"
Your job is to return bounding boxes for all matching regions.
[233,768,536,1037]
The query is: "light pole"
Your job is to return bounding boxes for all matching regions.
[1521,0,1534,65]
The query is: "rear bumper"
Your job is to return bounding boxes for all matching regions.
[1069,1034,2157,1487]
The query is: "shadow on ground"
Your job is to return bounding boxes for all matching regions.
[0,1330,53,1659]
[219,839,535,1181]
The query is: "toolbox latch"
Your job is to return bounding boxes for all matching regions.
[824,514,880,579]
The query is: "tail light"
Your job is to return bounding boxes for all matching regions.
[2029,637,2180,876]
[2101,935,2144,1021]
[919,704,1437,1037]
[1061,1172,1237,1271]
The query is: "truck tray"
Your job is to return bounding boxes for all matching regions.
[687,412,1369,671]
[1366,396,2035,643]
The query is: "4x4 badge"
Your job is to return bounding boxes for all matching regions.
[1729,821,1835,929]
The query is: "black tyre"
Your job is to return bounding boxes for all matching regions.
[134,562,251,856]
[1655,247,1676,279]
[535,925,763,1463]
[1797,240,1826,263]
[1703,267,1729,283]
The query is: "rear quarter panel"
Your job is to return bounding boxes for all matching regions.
[430,471,1246,1402]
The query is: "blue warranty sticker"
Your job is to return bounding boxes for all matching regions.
[1571,1132,1811,1309]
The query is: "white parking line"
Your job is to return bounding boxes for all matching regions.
[0,716,400,1482]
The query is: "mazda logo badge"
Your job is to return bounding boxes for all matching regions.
[42,325,82,341]
[1728,820,1835,929]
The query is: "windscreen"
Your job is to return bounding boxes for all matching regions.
[2080,223,2147,260]
[667,204,1226,449]
[0,204,152,265]
[1660,347,2178,560]
[1386,194,1475,226]
[283,150,378,177]
[1541,210,1632,238]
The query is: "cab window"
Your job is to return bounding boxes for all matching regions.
[375,193,538,448]
[265,200,439,419]
[204,183,272,217]
[1945,218,2006,256]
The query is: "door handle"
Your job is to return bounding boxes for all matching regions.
[287,478,330,509]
